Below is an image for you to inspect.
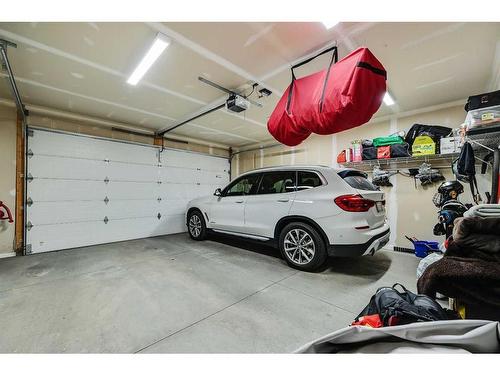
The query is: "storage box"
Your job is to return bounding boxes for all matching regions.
[439,136,461,154]
[412,135,436,156]
[465,104,500,130]
[377,146,391,159]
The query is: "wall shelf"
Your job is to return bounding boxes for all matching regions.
[339,153,460,172]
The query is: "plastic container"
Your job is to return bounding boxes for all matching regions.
[406,235,442,258]
[465,104,500,130]
[351,140,363,162]
[413,241,440,258]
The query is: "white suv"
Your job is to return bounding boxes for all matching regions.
[186,165,390,271]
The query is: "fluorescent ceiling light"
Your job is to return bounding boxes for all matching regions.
[322,21,339,29]
[127,33,170,86]
[383,92,395,106]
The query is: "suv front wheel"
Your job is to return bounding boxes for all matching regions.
[278,222,327,271]
[187,209,207,240]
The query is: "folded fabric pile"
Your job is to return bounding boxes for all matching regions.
[464,203,500,218]
[417,217,500,319]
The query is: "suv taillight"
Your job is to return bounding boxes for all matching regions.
[334,194,375,212]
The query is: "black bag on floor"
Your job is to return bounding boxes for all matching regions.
[390,143,410,158]
[362,146,377,160]
[354,283,453,327]
[465,90,500,111]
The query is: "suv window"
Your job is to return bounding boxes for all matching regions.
[297,171,323,191]
[338,170,379,191]
[258,171,296,194]
[224,173,261,197]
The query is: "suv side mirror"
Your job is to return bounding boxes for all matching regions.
[214,188,222,196]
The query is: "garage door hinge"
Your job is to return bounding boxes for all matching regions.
[25,244,32,255]
[104,177,109,184]
[104,158,110,163]
[27,129,34,137]
[157,180,162,184]
[26,197,33,207]
[103,216,109,224]
[157,197,162,202]
[196,182,201,185]
[26,221,33,231]
[104,196,109,204]
[157,213,161,219]
[26,173,33,183]
[27,149,33,158]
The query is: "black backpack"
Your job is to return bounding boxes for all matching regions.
[354,283,453,327]
[453,142,481,204]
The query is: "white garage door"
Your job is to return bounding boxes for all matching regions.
[25,128,229,254]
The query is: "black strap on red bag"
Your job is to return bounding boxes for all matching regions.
[286,45,338,114]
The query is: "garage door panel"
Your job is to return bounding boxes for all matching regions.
[26,128,229,254]
[28,201,106,224]
[161,199,190,216]
[161,184,187,200]
[27,217,163,253]
[105,217,163,240]
[161,167,197,184]
[100,141,158,164]
[152,213,186,236]
[107,162,159,182]
[29,155,106,180]
[199,169,228,186]
[29,200,163,225]
[105,181,159,200]
[27,179,106,201]
[26,220,119,253]
[29,130,159,164]
[160,183,199,199]
[105,200,161,218]
[28,131,107,159]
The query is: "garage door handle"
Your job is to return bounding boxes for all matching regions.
[277,199,289,202]
[235,200,244,203]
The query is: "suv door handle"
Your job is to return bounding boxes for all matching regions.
[235,200,244,203]
[277,199,289,202]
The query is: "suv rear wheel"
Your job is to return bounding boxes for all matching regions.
[278,222,327,271]
[188,210,207,240]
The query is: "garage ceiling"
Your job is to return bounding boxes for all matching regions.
[0,22,499,147]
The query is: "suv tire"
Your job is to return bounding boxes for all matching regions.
[187,209,207,241]
[278,222,327,271]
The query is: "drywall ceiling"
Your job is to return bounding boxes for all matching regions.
[0,22,498,147]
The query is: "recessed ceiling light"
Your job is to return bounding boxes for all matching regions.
[127,33,170,86]
[322,21,339,29]
[383,92,395,106]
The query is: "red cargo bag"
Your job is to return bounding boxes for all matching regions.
[267,46,387,146]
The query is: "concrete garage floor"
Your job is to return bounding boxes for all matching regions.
[0,233,420,353]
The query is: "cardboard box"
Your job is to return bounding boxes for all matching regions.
[440,136,461,154]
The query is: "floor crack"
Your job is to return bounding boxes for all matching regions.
[134,271,299,353]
